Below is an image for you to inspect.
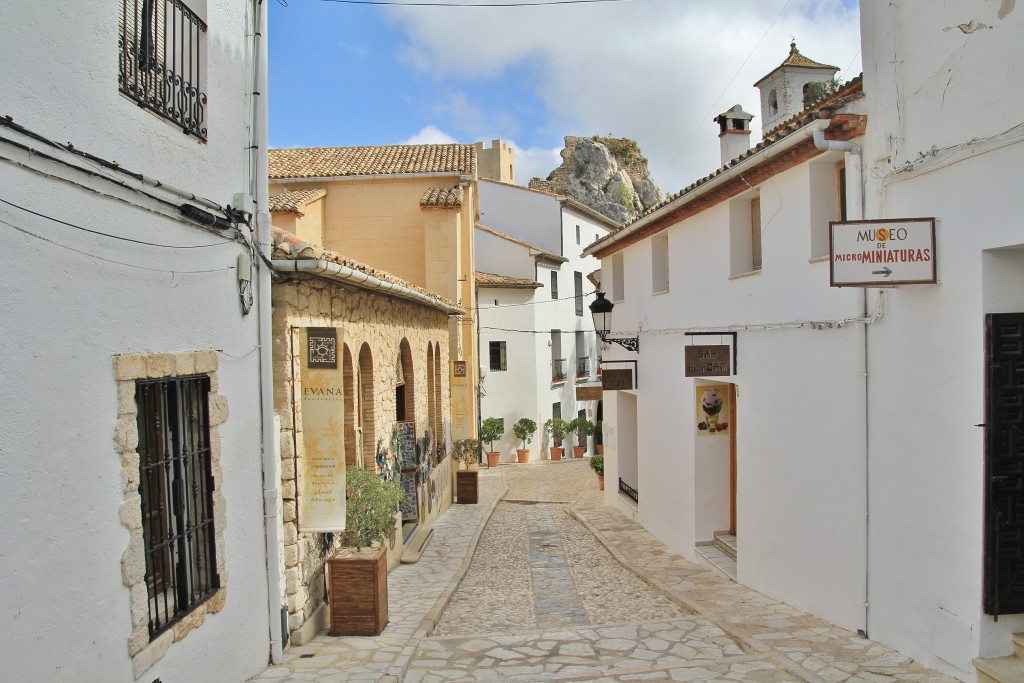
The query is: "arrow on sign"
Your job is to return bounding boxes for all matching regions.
[872,267,893,277]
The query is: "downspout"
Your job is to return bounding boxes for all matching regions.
[253,0,284,664]
[815,124,870,636]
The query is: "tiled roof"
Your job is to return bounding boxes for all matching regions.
[475,223,568,263]
[475,272,542,289]
[269,144,476,180]
[268,188,326,213]
[586,76,864,256]
[420,186,464,209]
[271,227,462,313]
[755,42,839,86]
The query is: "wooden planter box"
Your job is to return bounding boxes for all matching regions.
[456,469,478,504]
[328,546,388,636]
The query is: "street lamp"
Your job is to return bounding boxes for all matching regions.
[589,291,639,352]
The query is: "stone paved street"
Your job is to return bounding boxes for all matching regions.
[251,460,958,682]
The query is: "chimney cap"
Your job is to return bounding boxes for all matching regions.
[714,104,754,124]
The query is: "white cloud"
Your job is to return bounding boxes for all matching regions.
[506,142,563,186]
[400,125,459,145]
[383,0,861,193]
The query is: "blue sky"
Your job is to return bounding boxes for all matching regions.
[268,0,861,194]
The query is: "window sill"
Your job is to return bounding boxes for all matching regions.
[808,255,830,264]
[728,268,762,280]
[651,288,669,297]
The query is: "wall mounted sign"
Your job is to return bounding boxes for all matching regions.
[695,384,730,436]
[830,218,936,286]
[298,327,346,532]
[576,386,604,401]
[602,369,634,391]
[685,345,731,377]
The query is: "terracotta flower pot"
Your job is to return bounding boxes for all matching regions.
[486,451,501,468]
[596,444,604,455]
[573,446,585,458]
[516,449,530,463]
[598,475,605,491]
[549,447,563,461]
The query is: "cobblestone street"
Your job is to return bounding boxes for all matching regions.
[252,460,958,682]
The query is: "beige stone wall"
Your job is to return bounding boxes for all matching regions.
[272,274,454,642]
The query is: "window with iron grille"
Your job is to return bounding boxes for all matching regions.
[489,341,507,371]
[119,0,208,141]
[135,375,219,638]
[550,270,558,299]
[574,272,584,316]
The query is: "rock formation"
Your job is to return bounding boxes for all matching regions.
[529,135,662,224]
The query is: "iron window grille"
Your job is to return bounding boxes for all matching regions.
[489,341,507,371]
[119,0,208,141]
[619,478,639,504]
[550,271,558,299]
[576,357,589,378]
[551,358,567,383]
[136,375,219,638]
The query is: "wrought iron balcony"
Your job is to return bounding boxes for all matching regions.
[119,0,208,141]
[551,358,567,383]
[576,357,589,378]
[619,478,638,504]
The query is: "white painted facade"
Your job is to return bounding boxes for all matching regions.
[588,1,1024,680]
[476,180,614,461]
[0,2,274,681]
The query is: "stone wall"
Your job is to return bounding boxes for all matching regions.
[272,273,454,642]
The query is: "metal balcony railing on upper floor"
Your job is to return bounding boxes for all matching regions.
[576,357,589,378]
[551,358,567,383]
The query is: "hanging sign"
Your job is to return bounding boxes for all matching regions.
[298,327,347,532]
[830,218,936,286]
[685,345,731,377]
[576,386,603,401]
[602,369,634,391]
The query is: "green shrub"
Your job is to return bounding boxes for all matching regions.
[512,417,537,449]
[343,467,403,551]
[544,418,571,447]
[452,438,480,469]
[589,453,604,477]
[480,418,504,452]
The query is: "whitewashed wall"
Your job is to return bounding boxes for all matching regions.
[0,1,270,681]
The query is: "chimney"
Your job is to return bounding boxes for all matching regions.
[714,105,754,165]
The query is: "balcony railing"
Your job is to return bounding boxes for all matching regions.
[119,0,208,141]
[576,357,589,378]
[551,358,567,383]
[619,478,639,504]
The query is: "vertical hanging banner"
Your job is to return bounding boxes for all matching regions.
[451,361,469,439]
[298,327,347,532]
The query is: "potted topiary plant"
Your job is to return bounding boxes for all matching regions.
[328,466,403,636]
[594,420,604,455]
[589,452,605,491]
[480,417,505,468]
[512,417,537,463]
[452,438,480,504]
[544,418,570,460]
[569,416,595,458]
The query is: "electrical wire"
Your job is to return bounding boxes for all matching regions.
[472,288,599,310]
[0,218,235,274]
[316,0,629,6]
[0,197,232,249]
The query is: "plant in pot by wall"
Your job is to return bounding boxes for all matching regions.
[328,466,403,636]
[569,417,595,458]
[480,417,505,468]
[452,438,480,504]
[512,417,537,463]
[589,453,605,491]
[594,420,604,455]
[544,418,570,461]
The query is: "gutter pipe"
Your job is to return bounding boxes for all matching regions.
[814,123,870,636]
[252,0,284,665]
[273,259,465,315]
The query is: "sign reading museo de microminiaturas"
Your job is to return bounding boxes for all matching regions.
[298,327,346,533]
[684,345,731,377]
[830,218,936,287]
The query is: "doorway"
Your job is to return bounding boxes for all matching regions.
[694,381,737,579]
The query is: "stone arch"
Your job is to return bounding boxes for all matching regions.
[358,343,375,468]
[343,343,358,467]
[396,338,415,422]
[768,89,778,117]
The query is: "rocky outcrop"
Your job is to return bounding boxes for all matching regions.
[529,136,662,224]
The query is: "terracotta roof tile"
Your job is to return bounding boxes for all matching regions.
[268,188,326,213]
[475,223,568,263]
[270,227,461,313]
[755,42,839,86]
[475,272,542,289]
[269,144,476,179]
[420,186,464,209]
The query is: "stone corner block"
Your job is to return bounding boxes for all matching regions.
[114,354,146,381]
[146,353,175,379]
[194,349,219,374]
[131,629,174,680]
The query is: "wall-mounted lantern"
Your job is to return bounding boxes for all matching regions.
[589,291,639,352]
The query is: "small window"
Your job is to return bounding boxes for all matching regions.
[550,270,558,299]
[576,225,581,245]
[489,341,507,371]
[768,89,778,117]
[651,232,669,293]
[552,402,562,420]
[809,161,843,259]
[611,253,624,302]
[729,195,762,275]
[751,198,762,271]
[136,375,219,637]
[574,272,584,316]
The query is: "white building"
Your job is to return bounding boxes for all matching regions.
[476,179,616,461]
[585,1,1024,678]
[0,1,279,681]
